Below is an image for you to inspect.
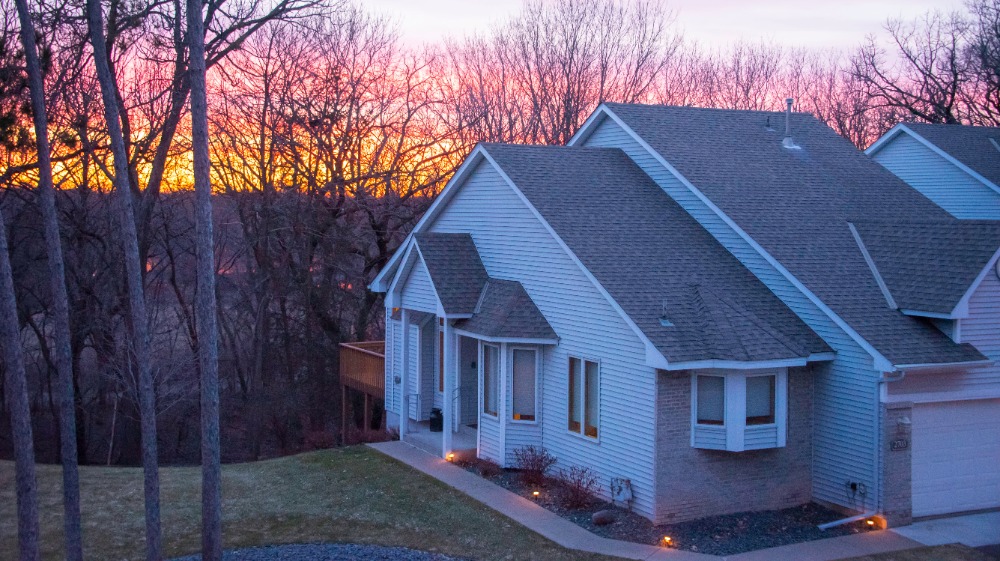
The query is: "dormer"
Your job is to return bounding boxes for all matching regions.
[849,220,1000,345]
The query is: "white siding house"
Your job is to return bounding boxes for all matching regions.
[576,113,883,512]
[371,103,1000,527]
[867,124,1000,220]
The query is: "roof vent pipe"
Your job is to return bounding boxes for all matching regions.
[782,97,801,150]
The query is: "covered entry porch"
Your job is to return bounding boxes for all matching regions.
[384,233,558,462]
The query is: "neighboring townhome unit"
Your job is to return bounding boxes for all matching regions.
[867,122,1000,219]
[369,103,1000,527]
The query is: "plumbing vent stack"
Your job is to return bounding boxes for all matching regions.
[782,97,801,150]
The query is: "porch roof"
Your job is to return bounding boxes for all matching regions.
[414,233,489,316]
[454,279,558,343]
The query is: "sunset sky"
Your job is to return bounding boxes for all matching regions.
[367,0,965,50]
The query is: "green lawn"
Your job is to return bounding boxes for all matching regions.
[0,446,615,561]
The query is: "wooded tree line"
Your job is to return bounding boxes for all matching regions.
[1,0,998,558]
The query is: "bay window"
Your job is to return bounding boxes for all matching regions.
[692,368,787,451]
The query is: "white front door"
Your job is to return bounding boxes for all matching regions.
[911,398,1000,517]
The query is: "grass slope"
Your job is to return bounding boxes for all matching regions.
[0,446,614,561]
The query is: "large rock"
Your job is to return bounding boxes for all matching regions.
[592,509,615,526]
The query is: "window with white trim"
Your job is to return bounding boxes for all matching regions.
[511,348,537,421]
[482,344,499,417]
[692,369,787,451]
[568,357,599,438]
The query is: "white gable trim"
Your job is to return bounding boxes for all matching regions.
[370,149,491,293]
[573,104,895,372]
[385,238,476,319]
[867,124,1000,196]
[385,241,443,314]
[373,143,674,369]
[847,222,898,310]
[951,246,1000,318]
[475,149,672,369]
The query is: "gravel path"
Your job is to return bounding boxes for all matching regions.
[172,544,467,561]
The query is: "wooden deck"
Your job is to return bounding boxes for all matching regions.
[340,341,386,441]
[340,341,385,396]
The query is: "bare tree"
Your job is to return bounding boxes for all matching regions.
[442,0,678,145]
[187,0,223,556]
[13,0,83,556]
[0,207,39,560]
[85,0,162,558]
[967,0,1000,125]
[851,11,970,124]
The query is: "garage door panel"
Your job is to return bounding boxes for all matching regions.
[912,399,1000,518]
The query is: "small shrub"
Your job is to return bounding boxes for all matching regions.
[474,459,503,478]
[557,466,599,509]
[512,445,557,486]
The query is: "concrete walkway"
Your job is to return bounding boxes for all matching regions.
[891,511,1000,548]
[369,441,926,561]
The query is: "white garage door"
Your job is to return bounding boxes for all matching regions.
[912,399,1000,517]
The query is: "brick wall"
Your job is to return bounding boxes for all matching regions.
[880,401,913,527]
[654,367,814,524]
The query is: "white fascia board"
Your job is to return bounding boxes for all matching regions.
[899,309,957,320]
[864,124,905,156]
[369,148,490,292]
[848,222,898,310]
[452,329,558,345]
[894,358,995,371]
[663,357,810,371]
[385,241,418,308]
[950,247,1000,318]
[590,106,896,373]
[567,106,609,146]
[477,148,670,368]
[870,124,1000,196]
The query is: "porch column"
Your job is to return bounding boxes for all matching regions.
[399,308,410,437]
[442,319,455,458]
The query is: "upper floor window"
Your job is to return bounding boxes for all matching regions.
[568,357,599,438]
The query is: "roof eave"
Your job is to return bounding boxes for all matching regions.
[452,329,559,345]
[659,351,836,372]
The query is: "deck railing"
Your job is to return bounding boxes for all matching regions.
[340,341,385,397]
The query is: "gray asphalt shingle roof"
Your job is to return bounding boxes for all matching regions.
[482,143,831,364]
[852,220,1000,315]
[903,122,1000,188]
[603,103,987,365]
[454,279,558,341]
[414,233,489,315]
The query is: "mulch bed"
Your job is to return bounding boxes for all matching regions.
[457,459,873,556]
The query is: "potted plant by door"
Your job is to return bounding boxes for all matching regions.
[429,408,443,432]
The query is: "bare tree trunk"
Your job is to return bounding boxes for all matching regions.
[0,210,40,560]
[13,1,83,557]
[187,0,222,557]
[85,1,162,559]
